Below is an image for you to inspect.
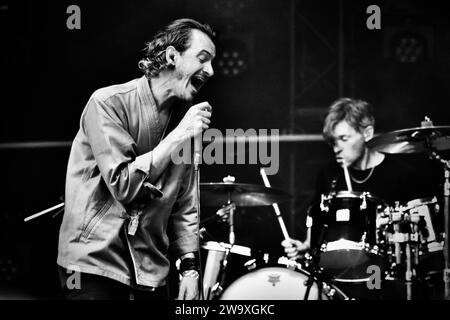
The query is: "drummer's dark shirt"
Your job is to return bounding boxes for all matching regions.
[308,154,433,248]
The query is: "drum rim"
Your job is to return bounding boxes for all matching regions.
[245,259,307,275]
[406,196,437,210]
[322,239,381,254]
[330,190,384,203]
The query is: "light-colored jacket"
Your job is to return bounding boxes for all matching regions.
[57,76,198,289]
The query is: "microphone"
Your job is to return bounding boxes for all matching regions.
[194,129,202,170]
[193,126,203,298]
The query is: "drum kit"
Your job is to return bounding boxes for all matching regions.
[20,118,450,300]
[198,176,347,300]
[198,118,450,300]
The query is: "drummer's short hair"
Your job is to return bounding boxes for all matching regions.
[323,98,375,140]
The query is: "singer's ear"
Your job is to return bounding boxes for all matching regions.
[363,125,374,142]
[165,46,179,67]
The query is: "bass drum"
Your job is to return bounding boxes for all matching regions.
[219,258,348,300]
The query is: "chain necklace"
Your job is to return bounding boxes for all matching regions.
[350,166,375,184]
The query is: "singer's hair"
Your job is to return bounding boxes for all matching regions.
[322,98,375,142]
[138,18,215,78]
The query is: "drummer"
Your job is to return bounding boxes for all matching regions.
[282,97,432,257]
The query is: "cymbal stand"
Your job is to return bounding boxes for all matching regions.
[227,191,236,247]
[409,211,423,279]
[392,213,414,299]
[407,211,426,299]
[405,241,413,300]
[444,165,450,300]
[428,148,450,300]
[303,224,328,300]
[209,191,236,300]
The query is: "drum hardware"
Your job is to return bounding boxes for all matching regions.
[320,192,370,214]
[210,282,223,298]
[427,148,450,299]
[209,231,233,299]
[382,197,447,299]
[383,205,411,280]
[244,258,257,271]
[201,241,252,300]
[278,256,300,270]
[360,193,367,210]
[361,231,367,243]
[200,203,236,225]
[205,176,238,300]
[203,177,236,300]
[405,242,413,300]
[200,175,292,300]
[368,116,450,298]
[321,282,338,299]
[320,194,330,212]
[303,224,328,300]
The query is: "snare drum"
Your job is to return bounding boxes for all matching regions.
[317,191,388,282]
[219,257,348,300]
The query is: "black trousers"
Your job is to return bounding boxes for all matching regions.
[58,266,168,300]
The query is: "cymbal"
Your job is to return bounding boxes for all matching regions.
[200,182,291,207]
[367,126,450,154]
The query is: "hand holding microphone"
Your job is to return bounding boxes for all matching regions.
[149,102,212,182]
[173,101,212,167]
[175,101,212,141]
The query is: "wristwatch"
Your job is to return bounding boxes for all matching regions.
[182,269,199,280]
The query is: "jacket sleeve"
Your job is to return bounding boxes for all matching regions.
[167,163,199,258]
[82,95,163,205]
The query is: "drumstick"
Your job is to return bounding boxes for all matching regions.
[341,161,353,191]
[24,202,64,222]
[260,168,290,241]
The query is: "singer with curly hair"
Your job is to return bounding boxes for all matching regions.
[57,18,216,300]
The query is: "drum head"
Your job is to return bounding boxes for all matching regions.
[219,264,347,300]
[220,267,314,300]
[319,240,386,282]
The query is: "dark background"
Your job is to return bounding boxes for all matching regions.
[1,0,449,299]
